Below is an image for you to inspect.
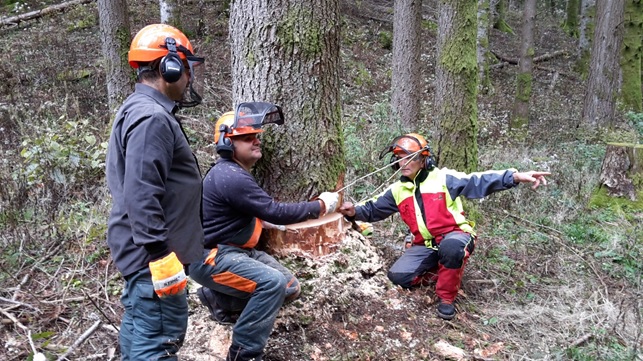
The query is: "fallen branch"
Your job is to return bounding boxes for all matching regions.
[569,333,593,348]
[55,319,102,361]
[491,50,568,66]
[0,0,95,28]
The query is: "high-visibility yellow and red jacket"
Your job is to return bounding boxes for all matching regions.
[353,167,518,248]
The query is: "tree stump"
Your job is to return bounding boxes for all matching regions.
[261,212,351,257]
[598,143,643,201]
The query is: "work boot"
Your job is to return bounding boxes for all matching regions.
[197,287,239,325]
[436,300,456,320]
[227,343,263,361]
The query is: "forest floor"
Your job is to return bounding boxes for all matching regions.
[0,0,641,361]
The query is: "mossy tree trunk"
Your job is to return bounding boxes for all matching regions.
[435,0,478,173]
[563,0,580,37]
[599,143,643,201]
[511,0,536,133]
[493,0,514,34]
[577,0,596,76]
[477,0,492,93]
[229,0,344,201]
[620,0,643,112]
[392,0,422,130]
[581,0,625,128]
[97,0,131,115]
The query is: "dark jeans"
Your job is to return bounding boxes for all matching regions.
[119,267,188,361]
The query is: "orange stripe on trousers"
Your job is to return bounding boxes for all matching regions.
[212,272,257,293]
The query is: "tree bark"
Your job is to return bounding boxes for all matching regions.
[97,0,131,115]
[229,0,344,202]
[492,0,514,34]
[581,0,625,128]
[477,0,492,93]
[577,0,596,75]
[511,0,536,131]
[563,0,580,37]
[620,0,643,112]
[392,0,422,130]
[599,143,643,201]
[435,0,478,173]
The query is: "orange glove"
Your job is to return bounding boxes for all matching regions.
[149,252,187,298]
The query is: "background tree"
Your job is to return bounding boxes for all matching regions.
[582,0,625,128]
[391,0,422,130]
[159,0,181,27]
[477,0,492,93]
[511,0,536,132]
[229,0,344,200]
[97,0,131,114]
[493,0,514,34]
[562,0,580,37]
[577,0,596,75]
[620,0,642,112]
[435,0,478,172]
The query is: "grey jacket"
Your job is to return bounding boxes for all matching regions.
[106,83,204,277]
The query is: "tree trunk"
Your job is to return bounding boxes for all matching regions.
[392,0,422,130]
[599,143,643,201]
[262,213,351,256]
[97,0,131,115]
[477,0,492,93]
[229,0,344,202]
[159,0,181,28]
[563,0,580,37]
[577,0,596,75]
[511,0,536,132]
[620,0,643,112]
[493,0,514,34]
[581,0,624,128]
[435,0,479,173]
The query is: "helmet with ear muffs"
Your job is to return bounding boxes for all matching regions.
[214,102,285,158]
[379,133,437,171]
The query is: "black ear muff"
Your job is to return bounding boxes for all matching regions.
[389,155,400,171]
[160,37,184,83]
[424,146,437,171]
[216,124,234,158]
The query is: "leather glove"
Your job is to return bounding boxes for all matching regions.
[149,252,187,298]
[318,192,339,215]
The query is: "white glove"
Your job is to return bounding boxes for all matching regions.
[318,192,339,215]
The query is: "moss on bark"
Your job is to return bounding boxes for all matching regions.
[620,0,643,112]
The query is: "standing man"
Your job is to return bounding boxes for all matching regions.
[189,102,339,361]
[338,133,550,320]
[106,24,206,360]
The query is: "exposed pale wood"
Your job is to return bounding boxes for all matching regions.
[263,212,350,257]
[0,0,95,28]
[599,143,643,201]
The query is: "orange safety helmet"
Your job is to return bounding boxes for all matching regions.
[390,133,430,156]
[213,111,265,144]
[379,133,436,171]
[128,24,195,68]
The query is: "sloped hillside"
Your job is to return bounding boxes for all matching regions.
[0,1,641,361]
